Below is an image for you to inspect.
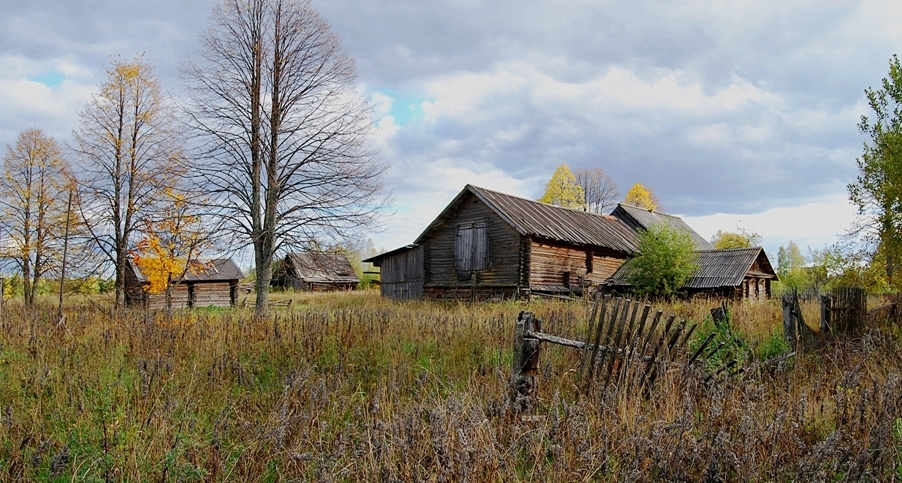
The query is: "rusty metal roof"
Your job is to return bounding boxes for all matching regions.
[607,247,777,289]
[610,203,715,250]
[415,185,639,254]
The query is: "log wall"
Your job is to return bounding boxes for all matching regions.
[193,282,234,308]
[528,240,628,291]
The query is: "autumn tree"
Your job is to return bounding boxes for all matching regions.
[131,190,210,310]
[848,54,902,286]
[575,167,619,214]
[182,0,387,314]
[539,164,584,209]
[0,129,72,305]
[776,241,808,290]
[73,56,184,307]
[624,183,660,211]
[711,227,762,249]
[626,223,698,298]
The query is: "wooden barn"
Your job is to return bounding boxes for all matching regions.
[607,247,778,299]
[365,185,640,300]
[610,203,715,250]
[271,252,359,291]
[125,258,244,309]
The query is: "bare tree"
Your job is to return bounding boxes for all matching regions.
[0,129,73,305]
[182,0,387,314]
[73,56,184,307]
[576,167,619,214]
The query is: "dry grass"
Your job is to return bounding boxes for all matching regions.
[0,291,900,481]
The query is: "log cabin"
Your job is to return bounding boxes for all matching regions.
[271,252,359,291]
[606,247,777,299]
[125,258,244,309]
[365,185,640,300]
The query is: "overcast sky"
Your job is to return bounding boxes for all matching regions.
[2,0,899,263]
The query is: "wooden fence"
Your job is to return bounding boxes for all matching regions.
[510,294,735,408]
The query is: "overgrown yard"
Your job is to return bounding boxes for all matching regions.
[1,291,901,481]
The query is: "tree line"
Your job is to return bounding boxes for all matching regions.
[0,0,387,315]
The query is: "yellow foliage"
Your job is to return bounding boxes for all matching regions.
[538,164,585,209]
[624,183,659,211]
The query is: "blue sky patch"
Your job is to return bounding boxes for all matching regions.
[30,70,66,88]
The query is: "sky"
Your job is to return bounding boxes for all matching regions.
[2,0,899,264]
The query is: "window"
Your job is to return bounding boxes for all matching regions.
[455,221,489,275]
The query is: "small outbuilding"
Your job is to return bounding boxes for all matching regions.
[125,258,244,309]
[271,252,359,291]
[606,247,778,299]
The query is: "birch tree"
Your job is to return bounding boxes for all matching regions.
[538,164,584,209]
[182,0,387,314]
[575,167,619,214]
[73,56,184,307]
[624,183,660,211]
[0,129,72,305]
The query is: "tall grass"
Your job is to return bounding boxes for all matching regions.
[0,292,900,481]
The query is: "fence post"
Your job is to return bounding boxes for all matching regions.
[511,311,541,410]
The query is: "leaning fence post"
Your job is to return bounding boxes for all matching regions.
[511,311,541,410]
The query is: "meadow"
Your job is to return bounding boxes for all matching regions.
[0,291,900,481]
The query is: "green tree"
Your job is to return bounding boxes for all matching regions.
[776,241,808,290]
[626,223,698,298]
[711,227,762,249]
[624,183,660,211]
[848,54,902,287]
[539,164,584,209]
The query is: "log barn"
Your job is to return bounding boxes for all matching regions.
[125,258,244,309]
[610,203,715,250]
[271,252,359,291]
[365,185,640,300]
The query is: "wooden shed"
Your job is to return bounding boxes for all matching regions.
[271,252,359,291]
[365,185,639,300]
[606,247,778,299]
[125,258,244,309]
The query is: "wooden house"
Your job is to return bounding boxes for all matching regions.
[365,185,640,300]
[607,247,777,299]
[125,258,244,309]
[610,203,715,250]
[271,252,359,291]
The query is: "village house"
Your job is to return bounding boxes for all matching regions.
[270,252,359,291]
[125,258,244,309]
[366,184,778,301]
[365,185,639,300]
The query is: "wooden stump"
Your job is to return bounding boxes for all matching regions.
[511,311,541,411]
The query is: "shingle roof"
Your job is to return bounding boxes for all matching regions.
[607,247,776,289]
[415,185,640,254]
[129,258,244,283]
[286,252,359,284]
[610,203,715,250]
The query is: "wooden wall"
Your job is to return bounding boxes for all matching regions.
[379,245,425,300]
[193,282,234,308]
[145,285,191,310]
[422,194,522,290]
[529,240,628,291]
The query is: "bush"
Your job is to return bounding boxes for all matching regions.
[627,223,698,298]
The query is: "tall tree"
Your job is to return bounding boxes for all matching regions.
[539,164,584,209]
[183,0,387,314]
[73,56,184,307]
[575,167,619,214]
[776,240,808,290]
[0,129,72,305]
[711,227,762,250]
[848,54,902,286]
[626,223,698,298]
[624,183,660,211]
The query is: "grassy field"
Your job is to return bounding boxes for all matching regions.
[0,291,900,481]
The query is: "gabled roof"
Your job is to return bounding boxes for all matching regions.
[607,247,777,289]
[610,203,714,250]
[128,258,244,283]
[414,185,639,254]
[285,252,359,284]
